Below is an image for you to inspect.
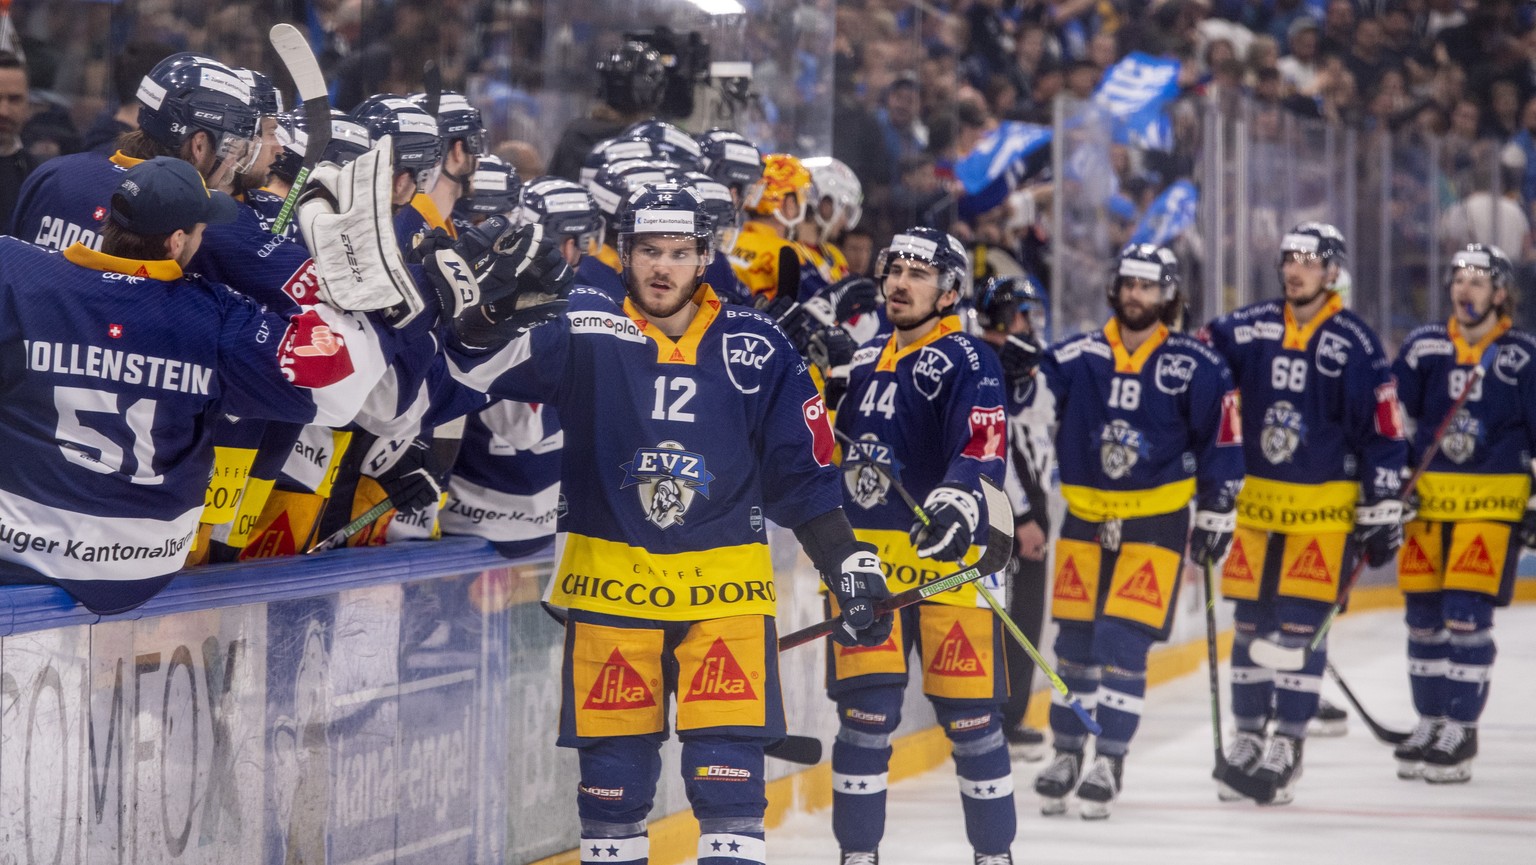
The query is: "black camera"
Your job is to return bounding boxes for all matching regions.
[625,27,710,120]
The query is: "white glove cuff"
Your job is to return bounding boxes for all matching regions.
[1356,500,1403,526]
[1194,509,1236,532]
[924,485,980,534]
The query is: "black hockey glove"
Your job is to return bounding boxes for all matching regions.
[826,276,881,323]
[375,439,444,513]
[910,483,982,562]
[1189,508,1236,568]
[807,324,856,373]
[447,222,574,352]
[829,544,893,648]
[996,333,1043,386]
[1519,496,1536,549]
[1353,499,1403,568]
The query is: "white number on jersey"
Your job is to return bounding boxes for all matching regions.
[54,385,164,485]
[858,381,899,419]
[1271,357,1307,392]
[651,376,697,422]
[1447,368,1483,402]
[1108,377,1141,410]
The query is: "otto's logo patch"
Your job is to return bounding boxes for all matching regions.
[723,332,776,394]
[1154,353,1197,394]
[802,394,833,466]
[277,310,353,388]
[962,405,1006,462]
[913,346,954,399]
[1218,389,1243,446]
[620,441,714,529]
[282,260,321,304]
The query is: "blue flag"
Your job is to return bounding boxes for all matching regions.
[1094,53,1182,153]
[1130,180,1199,246]
[955,121,1053,214]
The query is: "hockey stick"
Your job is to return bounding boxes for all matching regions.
[270,23,331,235]
[778,475,1013,652]
[306,496,394,554]
[420,60,442,119]
[1198,561,1277,802]
[828,432,1102,733]
[1325,662,1410,745]
[1249,348,1495,672]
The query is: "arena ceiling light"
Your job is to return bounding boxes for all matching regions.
[686,0,746,15]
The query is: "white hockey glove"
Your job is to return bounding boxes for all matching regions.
[1353,500,1404,568]
[828,545,893,648]
[297,135,423,326]
[1189,508,1236,568]
[910,483,981,562]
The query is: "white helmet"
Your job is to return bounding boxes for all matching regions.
[803,156,863,244]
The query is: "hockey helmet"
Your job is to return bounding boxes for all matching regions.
[803,156,863,238]
[410,90,486,156]
[588,158,677,220]
[743,153,812,228]
[616,181,716,264]
[353,94,444,190]
[515,176,603,251]
[1279,221,1347,270]
[237,69,283,116]
[1449,242,1514,292]
[876,226,970,297]
[696,128,764,192]
[1110,243,1180,304]
[135,53,262,174]
[623,119,703,171]
[271,109,373,182]
[975,273,1046,333]
[596,41,667,116]
[461,154,521,216]
[580,136,665,187]
[669,168,738,248]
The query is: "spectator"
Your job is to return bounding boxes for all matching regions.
[1346,17,1398,96]
[1439,144,1530,255]
[876,76,928,184]
[1511,95,1536,202]
[1278,18,1323,96]
[1482,79,1523,142]
[1319,0,1357,58]
[84,42,174,155]
[0,51,34,237]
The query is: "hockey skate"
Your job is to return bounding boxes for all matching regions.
[1004,723,1048,762]
[839,850,878,865]
[1216,730,1266,801]
[1033,750,1082,816]
[1252,734,1303,805]
[1422,722,1477,784]
[1308,697,1348,737]
[1393,717,1441,780]
[1075,753,1124,820]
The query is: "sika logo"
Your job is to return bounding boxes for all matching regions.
[1451,535,1495,576]
[583,648,657,710]
[683,638,756,702]
[1285,540,1333,584]
[1114,561,1163,607]
[1054,557,1090,601]
[928,622,986,677]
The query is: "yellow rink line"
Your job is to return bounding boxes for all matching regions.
[530,581,1535,865]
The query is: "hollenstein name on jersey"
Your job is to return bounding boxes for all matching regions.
[24,340,213,395]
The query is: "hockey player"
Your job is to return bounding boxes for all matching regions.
[410,90,487,237]
[797,156,861,292]
[1203,222,1408,804]
[1033,245,1244,818]
[450,153,521,233]
[973,274,1052,759]
[445,182,892,865]
[695,128,764,209]
[254,108,374,234]
[730,153,813,303]
[828,227,1015,865]
[1388,243,1536,783]
[353,94,445,253]
[0,157,398,613]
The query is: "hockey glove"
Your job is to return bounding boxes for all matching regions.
[807,324,856,373]
[1353,500,1404,568]
[996,333,1043,387]
[910,483,982,562]
[1519,496,1536,549]
[829,544,893,648]
[451,223,574,352]
[826,276,881,323]
[1189,508,1236,568]
[375,439,445,513]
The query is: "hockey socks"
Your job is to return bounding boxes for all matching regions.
[1046,658,1100,753]
[948,720,1015,854]
[579,823,648,865]
[831,728,892,853]
[1229,634,1275,731]
[1094,666,1146,753]
[698,819,766,865]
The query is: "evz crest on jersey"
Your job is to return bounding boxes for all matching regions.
[1099,419,1147,480]
[841,435,902,509]
[1439,409,1480,465]
[621,441,715,529]
[1260,400,1305,464]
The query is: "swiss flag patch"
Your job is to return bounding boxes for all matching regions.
[107,323,123,339]
[1218,389,1242,445]
[282,260,322,304]
[92,205,107,223]
[1374,381,1406,440]
[802,394,834,466]
[277,310,354,388]
[962,405,1006,461]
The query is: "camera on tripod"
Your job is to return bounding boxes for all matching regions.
[625,26,711,120]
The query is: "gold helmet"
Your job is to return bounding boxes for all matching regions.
[743,153,812,229]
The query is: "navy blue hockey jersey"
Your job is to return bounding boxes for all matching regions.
[10,149,126,250]
[835,315,1008,607]
[1204,293,1408,533]
[1041,321,1244,522]
[442,400,564,557]
[1392,317,1536,522]
[447,284,843,621]
[0,238,391,612]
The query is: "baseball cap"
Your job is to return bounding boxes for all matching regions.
[109,156,239,235]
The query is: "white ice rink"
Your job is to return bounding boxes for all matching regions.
[763,605,1536,864]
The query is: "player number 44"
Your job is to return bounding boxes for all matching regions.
[858,381,898,419]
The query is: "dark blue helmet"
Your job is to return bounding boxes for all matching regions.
[238,69,282,116]
[669,168,737,246]
[622,119,702,171]
[596,41,667,115]
[271,109,373,182]
[617,181,717,262]
[580,136,665,186]
[462,154,521,216]
[1280,221,1347,269]
[877,226,970,295]
[135,53,262,168]
[515,175,602,249]
[975,273,1045,332]
[410,90,486,155]
[1112,242,1180,304]
[588,158,677,221]
[1449,242,1514,292]
[353,94,443,188]
[696,128,763,192]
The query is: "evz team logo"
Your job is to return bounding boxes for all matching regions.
[1260,400,1306,464]
[1440,409,1480,464]
[913,347,953,399]
[841,434,901,509]
[621,441,715,528]
[1099,419,1147,480]
[1154,353,1197,394]
[722,332,775,393]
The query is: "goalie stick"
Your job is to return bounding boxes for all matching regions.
[1248,345,1496,672]
[270,23,331,235]
[832,429,1101,733]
